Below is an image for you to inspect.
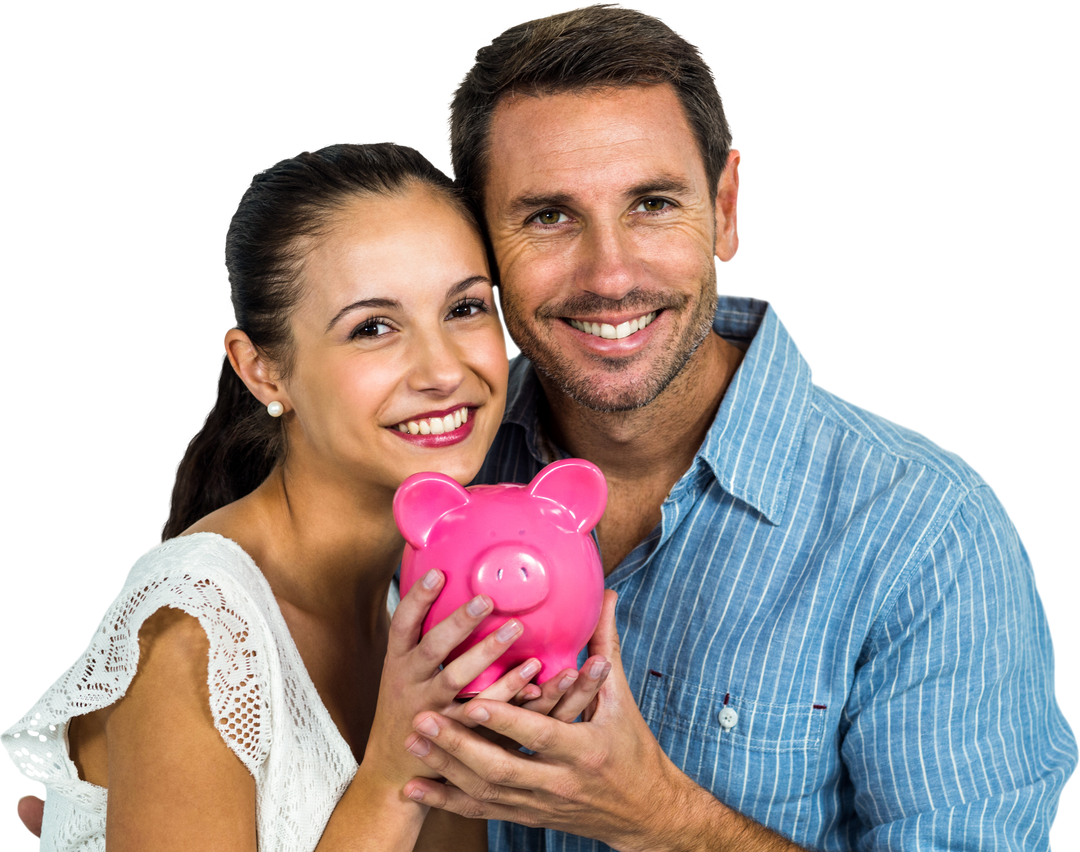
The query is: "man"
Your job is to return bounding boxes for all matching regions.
[396,7,1076,851]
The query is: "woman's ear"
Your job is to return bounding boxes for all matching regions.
[225,329,291,413]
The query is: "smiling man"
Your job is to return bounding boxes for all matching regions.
[398,6,1076,852]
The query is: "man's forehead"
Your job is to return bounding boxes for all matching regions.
[485,83,706,209]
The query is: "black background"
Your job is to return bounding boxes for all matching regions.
[2,3,1071,842]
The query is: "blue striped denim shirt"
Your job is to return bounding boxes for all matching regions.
[479,298,1075,851]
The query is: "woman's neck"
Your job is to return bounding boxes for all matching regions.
[187,460,405,634]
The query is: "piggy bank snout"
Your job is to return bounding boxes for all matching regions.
[470,545,550,614]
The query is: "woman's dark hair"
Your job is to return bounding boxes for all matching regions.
[451,5,732,208]
[163,143,476,540]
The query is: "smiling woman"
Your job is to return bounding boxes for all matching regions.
[1,143,605,852]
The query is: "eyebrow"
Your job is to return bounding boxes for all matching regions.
[324,275,492,332]
[504,176,695,221]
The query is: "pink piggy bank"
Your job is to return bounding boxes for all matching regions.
[394,458,607,696]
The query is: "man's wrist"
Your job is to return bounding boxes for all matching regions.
[625,765,805,852]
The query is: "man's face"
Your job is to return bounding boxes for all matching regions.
[483,83,737,412]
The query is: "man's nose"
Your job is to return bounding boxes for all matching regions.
[576,222,636,301]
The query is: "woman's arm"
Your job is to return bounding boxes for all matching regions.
[102,606,258,851]
[97,602,441,852]
[82,575,604,852]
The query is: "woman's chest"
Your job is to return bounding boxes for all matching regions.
[278,611,384,763]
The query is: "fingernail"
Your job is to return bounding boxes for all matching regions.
[407,735,431,757]
[467,595,490,617]
[589,659,608,679]
[558,672,578,691]
[467,704,490,723]
[416,716,440,737]
[520,659,541,679]
[495,620,521,642]
[422,569,441,590]
[407,788,425,802]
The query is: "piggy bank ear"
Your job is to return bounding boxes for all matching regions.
[393,472,471,548]
[527,458,607,534]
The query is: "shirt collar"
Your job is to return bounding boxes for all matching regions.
[699,297,813,525]
[501,297,813,525]
[502,356,561,466]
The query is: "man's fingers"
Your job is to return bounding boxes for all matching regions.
[588,590,620,661]
[408,711,563,789]
[13,790,43,837]
[458,700,578,760]
[403,777,527,824]
[445,658,543,727]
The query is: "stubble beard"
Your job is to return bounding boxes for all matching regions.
[499,269,719,414]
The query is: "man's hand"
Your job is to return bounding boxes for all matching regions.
[18,795,43,837]
[402,591,805,852]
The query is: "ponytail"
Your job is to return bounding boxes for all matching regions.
[163,143,474,541]
[162,357,282,540]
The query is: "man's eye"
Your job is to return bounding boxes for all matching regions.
[636,198,672,213]
[532,209,568,226]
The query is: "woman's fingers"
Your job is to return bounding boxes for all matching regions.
[514,655,609,721]
[435,617,522,696]
[386,569,446,656]
[548,655,610,722]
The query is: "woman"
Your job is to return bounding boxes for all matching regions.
[4,143,607,852]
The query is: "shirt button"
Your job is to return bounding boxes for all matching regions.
[718,707,739,731]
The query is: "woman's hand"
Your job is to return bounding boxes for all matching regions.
[364,569,610,781]
[361,569,537,788]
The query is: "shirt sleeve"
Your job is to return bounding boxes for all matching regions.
[841,485,1076,850]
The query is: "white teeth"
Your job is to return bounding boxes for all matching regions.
[570,311,657,340]
[396,406,471,437]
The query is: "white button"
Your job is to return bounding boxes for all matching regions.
[718,707,739,731]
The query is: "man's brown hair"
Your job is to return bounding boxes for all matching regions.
[450,5,732,207]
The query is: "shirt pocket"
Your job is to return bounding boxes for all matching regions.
[639,670,830,802]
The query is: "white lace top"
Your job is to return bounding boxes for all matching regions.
[3,533,361,852]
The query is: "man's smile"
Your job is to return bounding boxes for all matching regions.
[566,310,659,340]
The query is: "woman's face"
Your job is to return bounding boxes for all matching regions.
[277,185,507,492]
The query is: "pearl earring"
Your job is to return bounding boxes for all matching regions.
[267,401,284,418]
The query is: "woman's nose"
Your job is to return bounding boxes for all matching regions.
[407,331,467,397]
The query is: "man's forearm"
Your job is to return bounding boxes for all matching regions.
[641,771,809,852]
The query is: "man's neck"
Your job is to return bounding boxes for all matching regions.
[540,331,742,479]
[537,331,744,573]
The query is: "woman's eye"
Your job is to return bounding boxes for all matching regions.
[351,319,393,339]
[531,209,568,226]
[447,298,487,319]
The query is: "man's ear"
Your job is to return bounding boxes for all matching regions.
[714,149,740,262]
[225,329,291,413]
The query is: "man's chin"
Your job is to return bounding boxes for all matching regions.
[532,361,670,413]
